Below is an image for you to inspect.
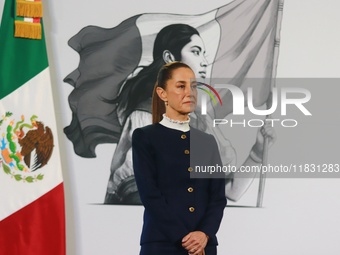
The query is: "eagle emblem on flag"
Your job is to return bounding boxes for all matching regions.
[0,112,54,182]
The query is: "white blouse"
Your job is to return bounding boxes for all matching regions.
[159,114,190,132]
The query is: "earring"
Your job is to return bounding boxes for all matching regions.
[165,101,168,106]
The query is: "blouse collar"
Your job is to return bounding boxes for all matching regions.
[159,114,190,132]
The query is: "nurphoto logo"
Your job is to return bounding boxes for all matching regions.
[198,83,312,128]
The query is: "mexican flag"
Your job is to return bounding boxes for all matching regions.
[0,0,65,254]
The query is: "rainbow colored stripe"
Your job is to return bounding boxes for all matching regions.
[197,82,222,106]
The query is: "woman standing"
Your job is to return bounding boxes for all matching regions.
[104,24,211,204]
[132,62,226,255]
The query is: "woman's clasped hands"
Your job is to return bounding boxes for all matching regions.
[182,231,208,255]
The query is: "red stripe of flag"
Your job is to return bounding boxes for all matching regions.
[0,183,66,255]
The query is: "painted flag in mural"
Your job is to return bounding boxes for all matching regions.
[63,0,284,157]
[0,0,65,254]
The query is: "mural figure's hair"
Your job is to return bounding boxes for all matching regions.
[110,24,199,124]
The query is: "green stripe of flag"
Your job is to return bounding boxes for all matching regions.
[0,0,48,100]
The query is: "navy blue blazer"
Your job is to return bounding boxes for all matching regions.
[132,123,226,247]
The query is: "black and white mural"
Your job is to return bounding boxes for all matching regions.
[63,0,283,206]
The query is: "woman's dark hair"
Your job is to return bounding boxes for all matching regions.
[109,24,199,125]
[152,62,193,123]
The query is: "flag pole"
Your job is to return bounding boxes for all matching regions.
[257,0,285,208]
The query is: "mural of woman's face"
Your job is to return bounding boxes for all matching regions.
[180,34,208,79]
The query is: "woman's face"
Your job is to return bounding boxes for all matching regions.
[180,34,208,79]
[162,67,197,118]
